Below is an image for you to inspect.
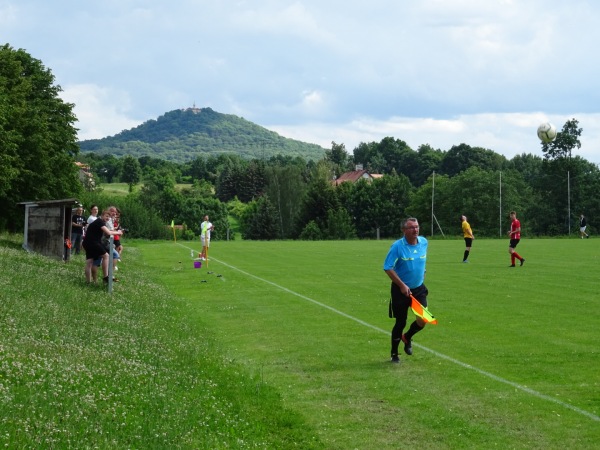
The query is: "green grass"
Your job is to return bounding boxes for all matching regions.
[2,234,599,448]
[139,237,600,449]
[98,182,192,196]
[227,215,242,240]
[98,182,133,195]
[0,234,323,449]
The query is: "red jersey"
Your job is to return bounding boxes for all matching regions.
[511,219,521,239]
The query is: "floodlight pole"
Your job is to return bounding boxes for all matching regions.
[431,171,435,237]
[499,171,502,236]
[568,170,571,235]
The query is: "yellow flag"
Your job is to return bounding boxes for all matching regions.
[170,219,175,228]
[410,295,438,324]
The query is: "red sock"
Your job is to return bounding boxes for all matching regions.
[513,251,522,261]
[511,254,515,265]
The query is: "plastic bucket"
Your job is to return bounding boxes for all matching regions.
[193,261,202,269]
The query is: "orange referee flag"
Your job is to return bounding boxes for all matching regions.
[410,295,438,324]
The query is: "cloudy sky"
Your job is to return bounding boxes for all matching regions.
[3,0,600,163]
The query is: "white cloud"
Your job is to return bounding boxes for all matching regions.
[60,84,142,140]
[4,0,600,163]
[269,113,600,163]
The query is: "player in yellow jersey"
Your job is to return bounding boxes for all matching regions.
[461,215,474,263]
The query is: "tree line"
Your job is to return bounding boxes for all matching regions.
[2,44,598,240]
[76,120,597,241]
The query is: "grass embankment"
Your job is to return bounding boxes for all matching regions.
[0,233,323,449]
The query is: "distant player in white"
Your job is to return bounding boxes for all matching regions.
[199,215,214,260]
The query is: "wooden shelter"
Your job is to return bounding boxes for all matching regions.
[18,198,80,261]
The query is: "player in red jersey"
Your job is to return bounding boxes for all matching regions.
[508,211,525,267]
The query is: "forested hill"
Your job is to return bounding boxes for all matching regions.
[78,107,326,162]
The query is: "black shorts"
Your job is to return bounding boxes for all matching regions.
[509,238,520,249]
[464,238,473,247]
[83,240,107,261]
[389,283,428,318]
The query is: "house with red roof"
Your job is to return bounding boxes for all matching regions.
[333,165,382,186]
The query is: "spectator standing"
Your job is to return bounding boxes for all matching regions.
[87,205,99,225]
[71,206,86,255]
[82,209,122,284]
[113,207,124,260]
[102,206,121,272]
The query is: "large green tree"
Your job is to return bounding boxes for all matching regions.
[264,163,307,238]
[293,162,340,238]
[536,119,588,234]
[439,143,507,177]
[120,155,142,192]
[541,118,582,161]
[0,44,81,230]
[239,195,280,240]
[136,169,183,224]
[341,173,412,238]
[325,141,352,177]
[179,196,229,240]
[408,168,531,237]
[216,156,266,202]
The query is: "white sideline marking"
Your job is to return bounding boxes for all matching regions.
[179,244,600,422]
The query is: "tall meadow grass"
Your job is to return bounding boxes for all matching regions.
[0,233,323,449]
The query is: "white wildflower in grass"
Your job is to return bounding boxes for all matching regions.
[0,233,322,449]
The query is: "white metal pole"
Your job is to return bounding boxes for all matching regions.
[108,236,114,293]
[568,170,571,235]
[499,171,502,236]
[431,171,435,236]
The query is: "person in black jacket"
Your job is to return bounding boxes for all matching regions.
[82,209,122,284]
[579,213,590,239]
[71,206,86,256]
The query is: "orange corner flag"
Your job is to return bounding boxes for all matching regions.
[410,295,438,324]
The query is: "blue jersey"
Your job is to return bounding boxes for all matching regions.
[383,236,428,289]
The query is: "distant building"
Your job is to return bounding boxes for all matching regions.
[182,102,202,114]
[333,165,382,186]
[75,162,95,190]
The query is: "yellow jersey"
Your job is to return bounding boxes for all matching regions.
[462,220,473,238]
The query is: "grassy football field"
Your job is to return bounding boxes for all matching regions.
[137,237,600,449]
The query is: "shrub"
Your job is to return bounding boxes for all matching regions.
[299,221,322,240]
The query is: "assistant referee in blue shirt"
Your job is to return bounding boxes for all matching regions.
[383,217,429,363]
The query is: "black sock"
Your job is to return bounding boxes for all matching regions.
[391,338,401,355]
[404,321,424,341]
[463,250,469,261]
